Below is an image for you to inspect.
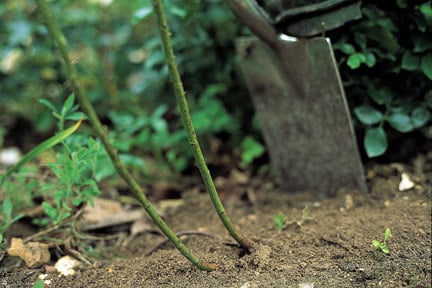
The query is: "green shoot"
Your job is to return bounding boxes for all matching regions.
[274,206,311,231]
[37,137,101,225]
[239,136,265,169]
[33,279,44,288]
[39,94,85,131]
[273,212,287,231]
[372,228,392,254]
[0,198,24,248]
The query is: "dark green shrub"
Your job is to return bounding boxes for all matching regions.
[332,1,432,158]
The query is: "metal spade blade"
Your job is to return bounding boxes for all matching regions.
[236,36,367,196]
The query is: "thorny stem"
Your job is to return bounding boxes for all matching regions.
[151,0,253,250]
[36,0,215,271]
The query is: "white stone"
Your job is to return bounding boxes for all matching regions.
[54,256,81,276]
[0,147,21,166]
[398,173,415,191]
[299,283,314,288]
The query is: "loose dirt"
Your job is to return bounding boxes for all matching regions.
[1,156,431,288]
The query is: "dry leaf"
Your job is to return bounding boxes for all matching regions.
[82,198,123,223]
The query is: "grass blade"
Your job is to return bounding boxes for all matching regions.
[4,117,83,177]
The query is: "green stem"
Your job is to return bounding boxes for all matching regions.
[151,0,252,250]
[36,0,215,271]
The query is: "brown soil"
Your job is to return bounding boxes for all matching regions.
[1,159,431,288]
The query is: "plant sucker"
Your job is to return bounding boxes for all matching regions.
[36,0,216,271]
[151,0,253,251]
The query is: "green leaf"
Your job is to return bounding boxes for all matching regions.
[273,213,286,231]
[381,246,390,254]
[401,51,420,71]
[58,212,71,223]
[38,98,58,113]
[413,35,432,53]
[168,6,187,18]
[42,202,58,221]
[94,155,115,181]
[354,105,383,125]
[365,52,376,67]
[420,53,432,80]
[66,112,87,121]
[384,228,392,241]
[387,112,414,132]
[336,43,355,54]
[372,239,381,249]
[239,136,265,169]
[376,17,398,32]
[347,53,365,69]
[347,55,360,69]
[151,117,168,133]
[364,127,388,158]
[396,0,407,8]
[413,15,428,32]
[411,106,431,128]
[61,94,75,118]
[419,2,432,18]
[201,83,227,99]
[71,198,84,206]
[119,154,145,169]
[367,85,392,106]
[52,112,62,120]
[0,198,24,228]
[2,198,13,219]
[7,19,32,46]
[132,6,153,25]
[354,33,367,49]
[33,279,44,288]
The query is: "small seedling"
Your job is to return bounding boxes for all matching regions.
[33,279,44,288]
[274,206,312,231]
[296,206,310,226]
[372,228,392,254]
[39,94,85,131]
[273,212,287,231]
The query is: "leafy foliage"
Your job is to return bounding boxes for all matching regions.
[1,96,100,228]
[1,0,258,177]
[1,0,430,174]
[35,96,101,225]
[239,136,265,169]
[37,136,101,225]
[333,1,432,157]
[273,212,287,231]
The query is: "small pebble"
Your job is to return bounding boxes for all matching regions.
[0,147,21,166]
[299,283,314,288]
